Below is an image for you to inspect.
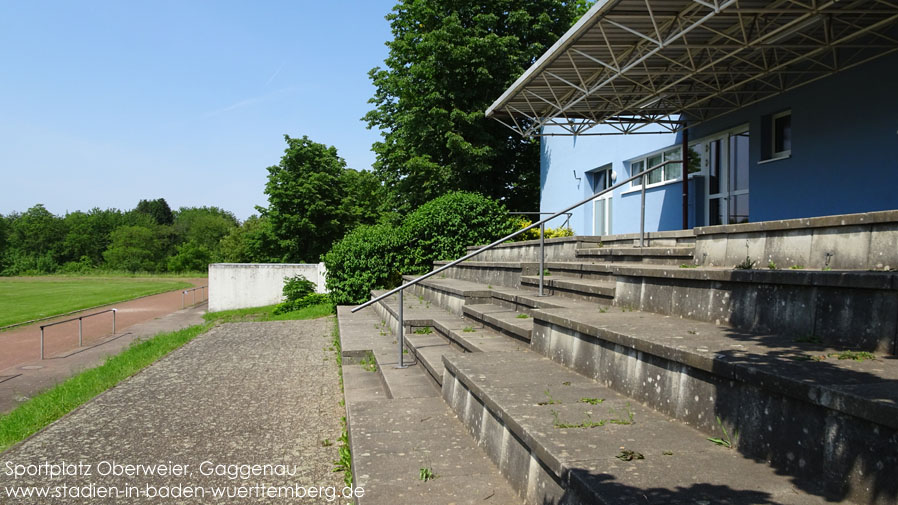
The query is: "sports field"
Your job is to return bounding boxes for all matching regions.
[0,277,194,328]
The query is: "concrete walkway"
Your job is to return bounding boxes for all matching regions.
[0,303,208,414]
[0,318,346,504]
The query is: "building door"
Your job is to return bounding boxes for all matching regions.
[591,167,612,235]
[705,128,750,225]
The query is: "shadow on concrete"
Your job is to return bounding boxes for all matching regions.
[708,332,898,504]
[546,470,792,505]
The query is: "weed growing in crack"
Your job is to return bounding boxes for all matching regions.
[707,416,736,448]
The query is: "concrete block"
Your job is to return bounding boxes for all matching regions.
[612,277,642,309]
[670,280,711,321]
[639,278,674,316]
[810,225,871,270]
[724,233,767,269]
[695,234,728,266]
[208,262,326,312]
[754,284,815,335]
[823,412,898,504]
[763,229,813,269]
[868,223,898,271]
[813,288,898,352]
[735,387,826,479]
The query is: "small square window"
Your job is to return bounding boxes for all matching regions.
[772,111,791,157]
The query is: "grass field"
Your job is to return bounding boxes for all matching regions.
[0,276,195,328]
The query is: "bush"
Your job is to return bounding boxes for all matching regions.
[323,192,517,305]
[398,191,517,275]
[274,274,332,314]
[324,223,402,305]
[509,217,574,242]
[273,293,333,314]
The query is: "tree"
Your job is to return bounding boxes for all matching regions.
[173,206,238,256]
[103,225,165,272]
[167,241,213,272]
[341,168,388,229]
[218,215,281,263]
[135,198,174,225]
[260,135,351,263]
[7,204,66,260]
[364,0,590,214]
[62,208,125,265]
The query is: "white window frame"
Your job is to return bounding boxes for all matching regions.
[770,110,792,159]
[625,145,686,192]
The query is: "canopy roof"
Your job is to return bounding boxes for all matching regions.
[486,0,898,136]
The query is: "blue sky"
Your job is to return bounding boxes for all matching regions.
[0,1,395,220]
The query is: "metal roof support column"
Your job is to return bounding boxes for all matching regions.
[682,126,690,230]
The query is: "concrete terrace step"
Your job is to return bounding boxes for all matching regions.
[337,306,437,400]
[532,305,898,432]
[520,275,616,302]
[528,305,898,503]
[462,303,534,342]
[576,245,695,264]
[371,288,528,386]
[337,306,522,504]
[442,350,834,505]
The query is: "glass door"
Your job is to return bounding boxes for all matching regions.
[704,128,750,225]
[591,168,612,235]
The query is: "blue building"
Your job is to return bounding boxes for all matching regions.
[487,1,898,236]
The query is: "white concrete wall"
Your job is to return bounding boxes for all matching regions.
[208,263,327,312]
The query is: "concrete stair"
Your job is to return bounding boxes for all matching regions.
[337,306,523,504]
[338,232,897,504]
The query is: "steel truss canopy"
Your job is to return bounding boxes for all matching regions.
[486,0,898,137]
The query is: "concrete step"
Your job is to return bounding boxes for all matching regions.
[575,245,695,265]
[372,288,527,386]
[442,350,836,505]
[462,303,533,342]
[337,306,523,504]
[337,306,437,400]
[528,305,898,504]
[520,275,616,302]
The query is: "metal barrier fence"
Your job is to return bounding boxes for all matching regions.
[39,308,117,360]
[182,286,208,308]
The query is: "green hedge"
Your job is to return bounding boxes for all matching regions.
[324,222,402,305]
[399,191,516,275]
[324,192,516,305]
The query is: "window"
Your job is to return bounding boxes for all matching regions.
[630,146,682,188]
[772,110,791,157]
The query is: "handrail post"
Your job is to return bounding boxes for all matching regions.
[397,290,407,369]
[640,173,646,247]
[538,222,545,296]
[78,317,83,347]
[40,327,44,360]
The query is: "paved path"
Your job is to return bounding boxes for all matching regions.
[0,303,208,414]
[0,318,346,504]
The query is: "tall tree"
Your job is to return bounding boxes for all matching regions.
[135,198,174,225]
[365,0,589,213]
[260,135,350,262]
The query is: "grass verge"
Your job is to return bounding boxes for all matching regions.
[0,276,197,328]
[203,303,335,324]
[0,323,210,453]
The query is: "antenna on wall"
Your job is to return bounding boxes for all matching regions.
[573,169,582,190]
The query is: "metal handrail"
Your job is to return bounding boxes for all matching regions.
[40,308,117,360]
[508,211,573,296]
[182,286,208,308]
[352,159,683,367]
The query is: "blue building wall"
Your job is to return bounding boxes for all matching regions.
[540,51,898,235]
